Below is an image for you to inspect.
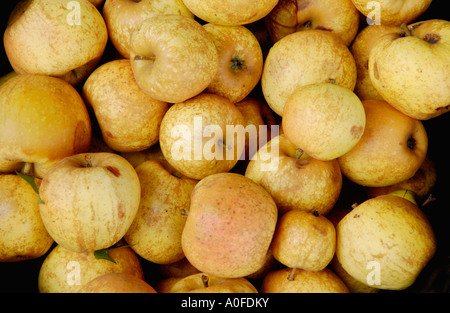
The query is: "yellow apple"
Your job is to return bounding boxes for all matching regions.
[4,0,108,85]
[79,273,157,293]
[265,0,360,46]
[0,74,91,179]
[282,83,366,161]
[103,0,194,59]
[158,257,201,280]
[129,14,218,103]
[330,256,379,293]
[182,172,278,278]
[261,30,357,116]
[82,59,169,152]
[38,152,141,253]
[120,143,166,168]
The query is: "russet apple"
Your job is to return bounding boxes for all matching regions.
[265,0,360,46]
[282,83,366,161]
[203,23,264,104]
[181,172,278,278]
[79,273,157,293]
[103,0,194,59]
[338,100,428,187]
[0,74,91,179]
[4,0,108,85]
[129,14,218,103]
[82,59,169,152]
[368,19,450,120]
[38,152,141,253]
[245,134,342,216]
[261,30,357,116]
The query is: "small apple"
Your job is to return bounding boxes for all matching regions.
[129,14,218,103]
[338,100,428,187]
[203,23,264,104]
[265,0,360,46]
[245,134,342,216]
[82,59,169,152]
[0,74,91,179]
[38,152,141,253]
[79,273,157,293]
[282,83,366,161]
[368,19,450,120]
[102,0,194,59]
[4,0,108,85]
[261,30,357,116]
[181,0,278,26]
[182,172,278,278]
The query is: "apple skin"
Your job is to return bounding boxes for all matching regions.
[181,172,278,278]
[0,174,54,262]
[79,273,157,293]
[4,0,108,85]
[0,74,91,179]
[82,59,169,152]
[38,152,141,253]
[338,100,428,187]
[261,30,357,116]
[203,23,264,104]
[368,19,450,120]
[129,14,219,103]
[103,0,194,59]
[245,134,342,216]
[265,0,360,46]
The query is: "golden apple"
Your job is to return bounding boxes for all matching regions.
[338,100,428,187]
[182,172,278,278]
[38,152,141,253]
[79,273,157,293]
[330,256,379,293]
[0,74,91,179]
[261,30,357,116]
[129,14,218,103]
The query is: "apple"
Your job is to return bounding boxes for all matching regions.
[282,82,366,161]
[368,19,450,120]
[338,100,428,187]
[336,194,436,290]
[245,134,342,216]
[38,152,141,253]
[261,30,357,116]
[38,242,145,293]
[82,59,169,152]
[203,23,264,104]
[0,174,53,262]
[0,71,17,86]
[350,24,401,101]
[79,273,157,293]
[330,256,380,293]
[265,0,360,46]
[0,74,91,179]
[124,159,198,264]
[158,257,201,280]
[261,267,349,293]
[103,0,194,59]
[157,272,258,293]
[89,0,105,8]
[158,93,245,180]
[181,0,279,26]
[129,14,218,103]
[120,143,166,168]
[181,172,278,278]
[4,0,108,85]
[351,0,432,26]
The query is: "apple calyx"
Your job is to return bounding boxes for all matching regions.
[312,210,319,217]
[229,54,246,72]
[406,136,416,150]
[201,274,209,288]
[287,267,297,281]
[388,189,418,206]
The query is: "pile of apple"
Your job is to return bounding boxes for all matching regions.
[0,0,448,293]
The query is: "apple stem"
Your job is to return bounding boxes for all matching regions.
[201,274,209,288]
[287,268,297,281]
[421,194,436,208]
[180,209,189,217]
[21,162,34,176]
[351,202,359,209]
[400,23,412,37]
[85,154,92,167]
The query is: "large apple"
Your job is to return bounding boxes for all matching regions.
[261,30,357,116]
[79,273,157,293]
[338,100,428,187]
[4,0,108,85]
[82,59,169,152]
[203,23,264,104]
[129,14,218,103]
[181,0,278,26]
[265,0,360,46]
[368,19,450,120]
[245,134,342,216]
[282,83,366,161]
[103,0,194,59]
[38,152,141,253]
[158,93,245,180]
[0,74,91,179]
[181,172,278,278]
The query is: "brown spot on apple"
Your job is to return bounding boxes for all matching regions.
[350,125,363,139]
[298,0,311,10]
[373,61,380,80]
[106,166,121,177]
[423,33,440,44]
